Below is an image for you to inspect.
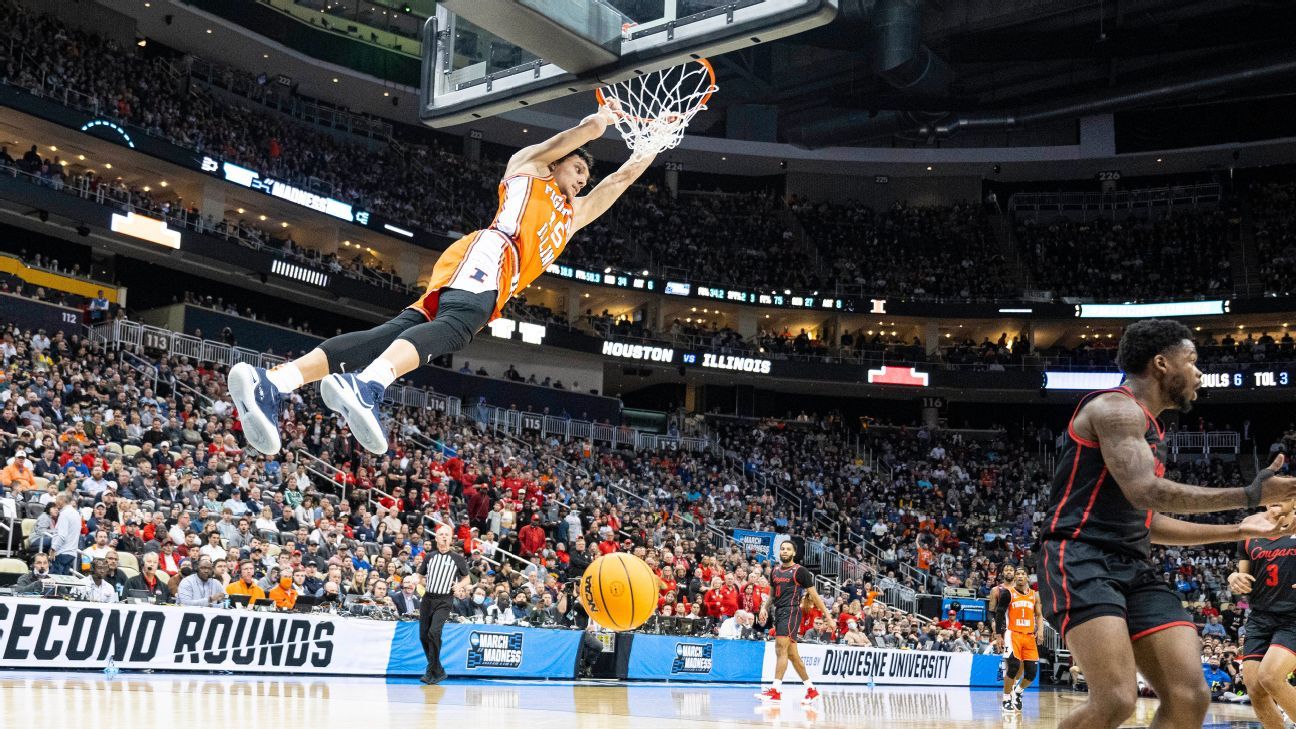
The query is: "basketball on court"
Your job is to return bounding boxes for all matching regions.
[579,553,658,631]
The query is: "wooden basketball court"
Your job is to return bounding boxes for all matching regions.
[0,671,1265,728]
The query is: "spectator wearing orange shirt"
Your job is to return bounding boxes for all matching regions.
[864,585,882,607]
[226,560,267,606]
[917,544,934,572]
[0,451,36,493]
[269,571,299,609]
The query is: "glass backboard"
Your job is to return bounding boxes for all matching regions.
[421,0,839,128]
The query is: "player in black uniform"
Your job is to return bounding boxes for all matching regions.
[1037,319,1296,729]
[987,563,1019,681]
[1230,503,1296,729]
[988,563,1017,636]
[755,540,828,705]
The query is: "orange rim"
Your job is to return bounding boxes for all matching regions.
[595,58,716,125]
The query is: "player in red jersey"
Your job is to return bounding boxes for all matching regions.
[1038,319,1296,729]
[755,541,828,705]
[1230,502,1296,729]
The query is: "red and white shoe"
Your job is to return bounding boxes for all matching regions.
[755,687,782,702]
[801,687,821,704]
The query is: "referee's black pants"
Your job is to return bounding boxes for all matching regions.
[419,594,453,677]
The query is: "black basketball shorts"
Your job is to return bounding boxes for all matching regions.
[1038,539,1193,643]
[772,605,803,639]
[1242,610,1296,662]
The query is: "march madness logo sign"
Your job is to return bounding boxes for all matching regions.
[672,642,713,674]
[467,631,523,669]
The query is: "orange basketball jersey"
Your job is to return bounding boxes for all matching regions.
[414,173,574,320]
[1007,587,1037,634]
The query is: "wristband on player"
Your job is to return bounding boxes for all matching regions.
[1246,466,1277,509]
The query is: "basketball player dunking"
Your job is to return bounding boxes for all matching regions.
[227,102,657,455]
[756,541,827,705]
[1039,319,1296,729]
[1229,503,1296,729]
[1000,570,1043,713]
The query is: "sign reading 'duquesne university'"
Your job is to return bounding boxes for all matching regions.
[0,598,392,673]
[763,644,1003,687]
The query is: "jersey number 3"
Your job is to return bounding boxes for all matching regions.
[1266,563,1280,587]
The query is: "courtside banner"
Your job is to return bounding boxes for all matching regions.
[0,597,393,674]
[422,622,582,679]
[763,644,997,686]
[626,634,764,682]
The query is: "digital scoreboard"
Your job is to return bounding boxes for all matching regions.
[1199,369,1294,389]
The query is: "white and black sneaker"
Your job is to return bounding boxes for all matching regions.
[1001,698,1015,713]
[320,372,389,454]
[228,362,283,455]
[1013,692,1023,712]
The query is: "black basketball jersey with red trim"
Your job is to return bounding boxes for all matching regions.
[770,562,814,613]
[992,584,1013,632]
[1238,536,1296,615]
[1043,386,1164,560]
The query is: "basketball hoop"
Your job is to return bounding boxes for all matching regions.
[595,59,717,156]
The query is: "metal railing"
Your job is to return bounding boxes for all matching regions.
[1009,183,1223,215]
[738,443,929,599]
[1164,430,1241,457]
[91,319,287,371]
[119,349,159,393]
[295,448,351,499]
[95,319,707,459]
[187,57,394,141]
[460,404,709,453]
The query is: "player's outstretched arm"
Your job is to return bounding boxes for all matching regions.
[506,104,617,177]
[1150,512,1286,546]
[1094,395,1296,512]
[570,149,658,233]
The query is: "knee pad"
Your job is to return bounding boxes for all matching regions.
[1023,661,1038,682]
[1005,656,1021,677]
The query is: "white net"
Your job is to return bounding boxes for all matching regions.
[597,59,717,155]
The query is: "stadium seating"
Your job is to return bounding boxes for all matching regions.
[0,0,1262,309]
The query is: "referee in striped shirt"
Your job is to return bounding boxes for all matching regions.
[418,524,470,684]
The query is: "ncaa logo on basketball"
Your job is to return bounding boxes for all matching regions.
[466,631,523,669]
[582,575,601,615]
[671,642,713,674]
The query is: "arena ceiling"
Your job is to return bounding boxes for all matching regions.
[101,0,1296,167]
[673,0,1296,148]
